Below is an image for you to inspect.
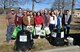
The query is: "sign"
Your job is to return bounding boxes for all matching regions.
[19,35,27,42]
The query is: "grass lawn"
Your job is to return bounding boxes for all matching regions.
[0,14,80,52]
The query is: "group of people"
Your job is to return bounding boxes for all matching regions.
[6,8,71,43]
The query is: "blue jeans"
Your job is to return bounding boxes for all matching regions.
[64,24,70,38]
[64,24,70,29]
[6,24,15,42]
[57,26,61,33]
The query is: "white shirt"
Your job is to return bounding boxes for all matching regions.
[27,16,31,25]
[50,15,57,26]
[65,14,69,24]
[60,16,62,27]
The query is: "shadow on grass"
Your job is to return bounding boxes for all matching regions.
[70,24,80,30]
[74,21,80,23]
[69,33,80,46]
[46,33,80,46]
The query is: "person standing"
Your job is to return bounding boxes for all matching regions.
[34,11,43,26]
[34,11,44,38]
[57,11,63,34]
[33,11,37,18]
[49,10,52,15]
[49,11,57,33]
[30,11,34,18]
[6,8,16,43]
[62,10,71,38]
[22,11,34,48]
[23,11,34,29]
[43,9,50,27]
[15,8,23,30]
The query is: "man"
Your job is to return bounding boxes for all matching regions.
[15,8,23,30]
[23,11,34,27]
[6,8,16,43]
[62,10,71,38]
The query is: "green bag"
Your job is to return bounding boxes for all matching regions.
[12,27,19,39]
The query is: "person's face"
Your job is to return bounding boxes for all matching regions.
[30,12,33,15]
[52,11,54,16]
[23,12,27,15]
[55,10,59,15]
[11,10,15,14]
[18,9,22,13]
[34,12,36,16]
[44,9,48,14]
[27,12,30,15]
[40,10,43,13]
[60,9,62,12]
[66,11,69,14]
[38,12,40,16]
[49,10,51,14]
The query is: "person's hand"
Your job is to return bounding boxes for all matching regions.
[6,20,9,26]
[43,25,45,28]
[28,24,31,26]
[54,28,57,29]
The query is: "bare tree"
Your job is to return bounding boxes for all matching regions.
[71,0,75,21]
[0,0,46,11]
[51,0,76,22]
[32,0,47,12]
[0,0,28,9]
[51,0,72,10]
[71,0,75,17]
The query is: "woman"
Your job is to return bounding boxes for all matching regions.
[49,11,57,32]
[49,10,51,15]
[34,11,43,26]
[34,12,44,38]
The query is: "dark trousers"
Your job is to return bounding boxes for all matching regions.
[64,24,70,38]
[49,24,55,33]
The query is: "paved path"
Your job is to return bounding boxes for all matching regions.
[36,46,80,52]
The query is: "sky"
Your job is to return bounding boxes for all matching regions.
[75,0,80,8]
[19,0,80,11]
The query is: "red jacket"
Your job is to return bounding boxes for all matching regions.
[15,14,23,26]
[35,16,43,25]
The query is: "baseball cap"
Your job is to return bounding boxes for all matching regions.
[11,8,15,11]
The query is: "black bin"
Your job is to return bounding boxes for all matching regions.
[14,30,33,52]
[50,28,64,46]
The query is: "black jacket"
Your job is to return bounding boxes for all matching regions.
[62,14,72,26]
